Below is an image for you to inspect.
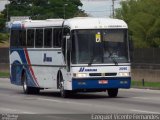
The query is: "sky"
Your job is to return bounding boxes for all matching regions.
[0,0,8,11]
[81,0,121,17]
[0,0,121,17]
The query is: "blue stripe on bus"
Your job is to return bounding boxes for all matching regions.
[72,77,131,90]
[10,61,37,87]
[10,48,38,87]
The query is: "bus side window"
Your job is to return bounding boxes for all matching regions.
[19,30,26,47]
[27,29,34,47]
[35,29,43,48]
[53,28,62,48]
[44,28,52,48]
[11,30,19,47]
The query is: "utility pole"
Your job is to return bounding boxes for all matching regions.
[63,4,68,19]
[7,1,9,21]
[112,0,115,18]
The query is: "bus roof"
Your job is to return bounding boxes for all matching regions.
[10,19,64,29]
[10,17,128,29]
[64,17,128,29]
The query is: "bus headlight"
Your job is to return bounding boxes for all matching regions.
[119,72,130,76]
[73,73,88,77]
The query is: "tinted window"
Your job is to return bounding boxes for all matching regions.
[11,30,19,47]
[71,29,128,64]
[53,28,62,47]
[27,29,34,47]
[44,28,52,48]
[35,29,43,48]
[19,30,26,47]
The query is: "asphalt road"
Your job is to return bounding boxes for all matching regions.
[0,78,160,120]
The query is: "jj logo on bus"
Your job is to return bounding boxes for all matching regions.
[79,67,97,72]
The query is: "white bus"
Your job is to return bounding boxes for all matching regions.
[10,17,131,98]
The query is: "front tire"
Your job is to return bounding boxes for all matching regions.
[107,89,118,98]
[60,83,69,98]
[58,74,69,98]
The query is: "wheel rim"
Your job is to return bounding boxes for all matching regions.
[23,80,27,91]
[22,74,27,93]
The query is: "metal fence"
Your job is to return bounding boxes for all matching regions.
[130,48,160,82]
[0,48,9,63]
[0,48,9,72]
[132,48,160,69]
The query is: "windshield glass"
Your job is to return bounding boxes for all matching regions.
[71,29,129,64]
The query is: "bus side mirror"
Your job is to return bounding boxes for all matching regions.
[66,35,71,72]
[66,36,72,51]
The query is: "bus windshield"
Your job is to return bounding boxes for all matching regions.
[71,29,129,64]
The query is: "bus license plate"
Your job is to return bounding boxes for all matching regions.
[98,80,108,84]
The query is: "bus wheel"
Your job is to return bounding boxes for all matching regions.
[107,89,118,98]
[32,87,40,94]
[22,72,29,94]
[22,73,40,94]
[60,83,68,98]
[59,75,69,98]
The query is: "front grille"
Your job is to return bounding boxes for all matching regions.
[105,73,117,76]
[89,73,117,76]
[89,73,101,76]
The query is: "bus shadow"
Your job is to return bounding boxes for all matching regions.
[36,91,125,99]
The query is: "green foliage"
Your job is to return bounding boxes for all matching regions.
[115,0,160,48]
[1,0,84,20]
[0,13,6,32]
[0,33,9,43]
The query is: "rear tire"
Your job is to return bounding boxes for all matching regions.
[107,89,118,98]
[32,87,40,94]
[22,72,40,94]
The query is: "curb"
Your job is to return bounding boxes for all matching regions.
[132,86,160,90]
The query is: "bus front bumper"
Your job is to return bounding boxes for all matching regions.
[72,77,131,91]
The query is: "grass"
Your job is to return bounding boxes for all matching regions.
[132,80,160,88]
[0,71,10,78]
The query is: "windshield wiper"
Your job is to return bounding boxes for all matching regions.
[108,51,118,66]
[88,54,95,66]
[111,56,118,65]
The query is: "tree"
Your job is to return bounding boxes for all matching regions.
[0,13,6,32]
[2,0,85,20]
[115,0,160,48]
